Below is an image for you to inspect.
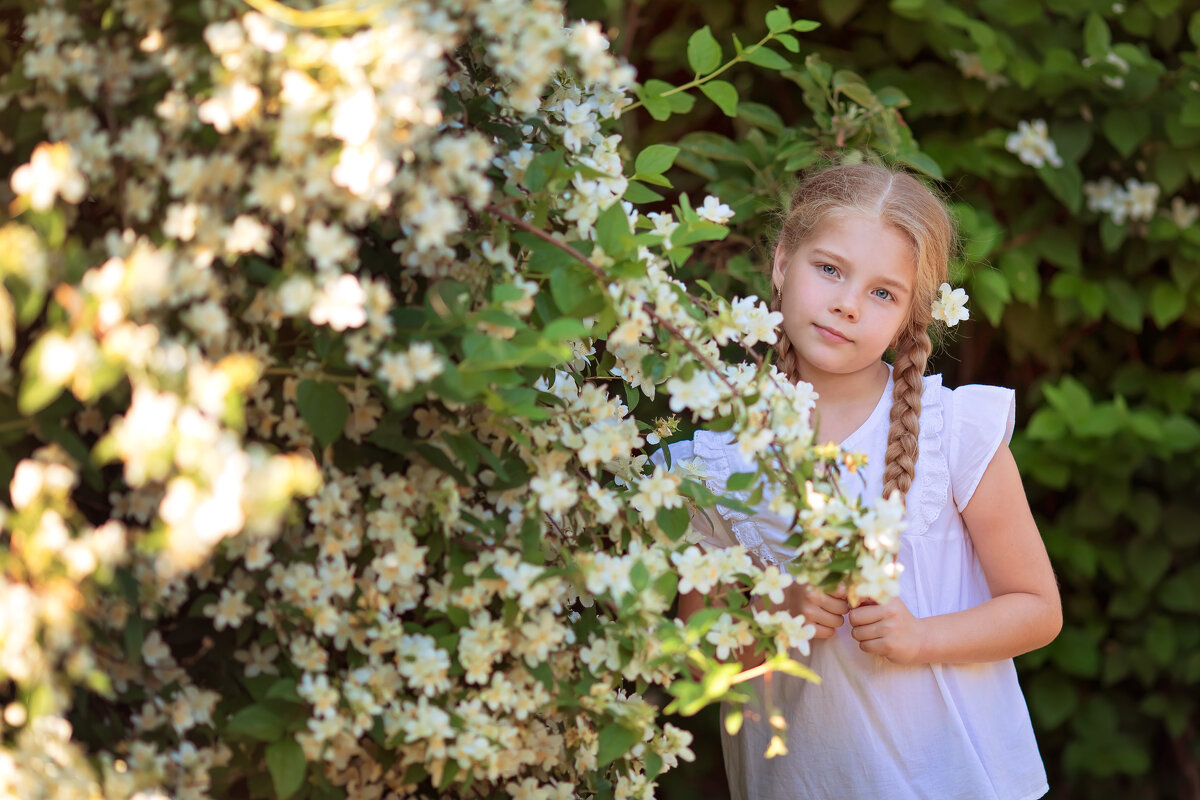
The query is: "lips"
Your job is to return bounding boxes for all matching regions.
[813,323,851,343]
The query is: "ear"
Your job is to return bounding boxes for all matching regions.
[772,245,789,295]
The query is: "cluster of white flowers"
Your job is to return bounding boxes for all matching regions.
[1084,176,1160,224]
[0,1,907,797]
[711,295,786,347]
[1005,119,1063,169]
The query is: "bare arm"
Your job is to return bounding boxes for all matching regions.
[848,444,1062,664]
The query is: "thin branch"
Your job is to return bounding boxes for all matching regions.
[622,31,780,115]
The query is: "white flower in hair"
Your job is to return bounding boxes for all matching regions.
[931,282,969,326]
[696,194,735,224]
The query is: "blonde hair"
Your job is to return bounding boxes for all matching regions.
[768,162,958,503]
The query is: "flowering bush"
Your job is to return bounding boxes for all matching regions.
[0,1,940,798]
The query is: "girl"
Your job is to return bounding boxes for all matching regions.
[664,163,1062,800]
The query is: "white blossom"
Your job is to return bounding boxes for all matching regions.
[1004,119,1063,169]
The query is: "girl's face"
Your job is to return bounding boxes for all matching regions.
[772,212,917,384]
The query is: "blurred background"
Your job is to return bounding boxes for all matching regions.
[568,1,1200,797]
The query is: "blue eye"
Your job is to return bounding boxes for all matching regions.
[819,263,838,276]
[873,288,893,301]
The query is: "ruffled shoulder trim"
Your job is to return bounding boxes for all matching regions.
[908,374,950,539]
[948,384,1017,513]
[691,429,781,565]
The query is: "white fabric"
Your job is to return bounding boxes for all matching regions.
[654,369,1047,800]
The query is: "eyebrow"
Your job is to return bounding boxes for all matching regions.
[809,247,912,295]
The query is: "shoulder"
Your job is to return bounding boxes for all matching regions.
[918,373,1015,431]
[929,376,1018,513]
[946,380,1017,445]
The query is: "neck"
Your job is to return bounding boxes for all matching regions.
[797,361,892,445]
[800,360,890,408]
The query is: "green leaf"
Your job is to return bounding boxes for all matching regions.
[1149,282,1185,328]
[725,471,757,491]
[1025,408,1066,440]
[1099,216,1127,253]
[775,32,801,52]
[1036,162,1083,214]
[1043,376,1093,416]
[700,80,738,117]
[656,504,691,540]
[637,79,675,121]
[897,150,944,180]
[971,269,1011,325]
[1084,12,1111,57]
[765,6,792,32]
[550,265,593,316]
[738,101,783,133]
[624,181,665,203]
[1051,627,1100,678]
[832,71,876,107]
[666,91,696,114]
[542,317,589,341]
[596,202,634,257]
[1052,119,1093,164]
[523,151,562,193]
[745,45,792,71]
[597,723,642,768]
[999,249,1041,304]
[678,131,746,162]
[1101,109,1149,158]
[1104,278,1143,332]
[265,738,307,799]
[792,19,821,31]
[634,144,679,176]
[687,26,722,74]
[1145,617,1176,666]
[1029,672,1078,729]
[225,704,286,742]
[1159,566,1200,612]
[1128,540,1171,589]
[1032,227,1082,270]
[265,679,304,704]
[295,380,349,451]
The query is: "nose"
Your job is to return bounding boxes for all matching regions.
[830,286,859,321]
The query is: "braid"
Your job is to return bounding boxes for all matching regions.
[882,327,931,504]
[770,287,802,384]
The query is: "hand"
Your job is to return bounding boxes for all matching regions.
[783,583,850,639]
[847,596,926,664]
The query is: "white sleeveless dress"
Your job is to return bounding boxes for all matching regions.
[652,371,1049,800]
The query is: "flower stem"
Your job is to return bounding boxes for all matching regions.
[622,31,779,115]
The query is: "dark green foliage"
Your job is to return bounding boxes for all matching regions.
[580,0,1200,796]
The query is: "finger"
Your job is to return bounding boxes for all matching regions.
[847,605,884,627]
[811,624,838,639]
[801,606,845,630]
[830,583,848,600]
[859,639,885,656]
[850,621,882,642]
[812,592,850,615]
